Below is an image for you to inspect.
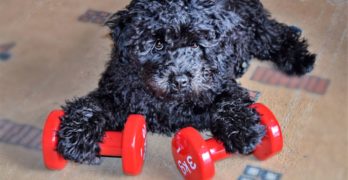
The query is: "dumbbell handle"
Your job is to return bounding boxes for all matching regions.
[99,132,123,156]
[205,138,231,162]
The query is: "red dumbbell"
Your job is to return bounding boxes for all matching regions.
[171,103,283,180]
[42,110,147,175]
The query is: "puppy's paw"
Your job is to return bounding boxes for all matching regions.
[219,123,265,155]
[275,29,316,76]
[238,124,266,154]
[57,107,104,165]
[57,122,102,164]
[213,104,266,155]
[278,44,316,76]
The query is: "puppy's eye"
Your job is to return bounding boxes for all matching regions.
[155,40,164,50]
[191,42,198,48]
[202,68,211,78]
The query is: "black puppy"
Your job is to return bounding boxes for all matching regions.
[57,0,315,164]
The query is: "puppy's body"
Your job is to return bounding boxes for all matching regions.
[57,0,315,164]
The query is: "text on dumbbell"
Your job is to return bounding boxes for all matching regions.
[177,155,197,176]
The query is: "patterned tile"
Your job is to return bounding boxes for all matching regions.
[248,90,261,102]
[239,165,282,180]
[250,66,330,95]
[0,42,15,61]
[78,9,112,25]
[0,119,42,150]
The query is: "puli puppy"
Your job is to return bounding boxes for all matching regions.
[57,0,315,164]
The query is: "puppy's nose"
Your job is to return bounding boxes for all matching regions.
[174,75,189,89]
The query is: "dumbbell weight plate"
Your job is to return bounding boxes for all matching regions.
[42,110,67,170]
[122,114,147,175]
[251,103,283,160]
[172,127,215,180]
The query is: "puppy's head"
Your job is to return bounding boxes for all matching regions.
[106,0,250,102]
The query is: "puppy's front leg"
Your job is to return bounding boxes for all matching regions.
[211,85,265,154]
[57,91,124,164]
[251,18,316,76]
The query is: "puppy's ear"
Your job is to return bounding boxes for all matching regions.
[104,10,129,40]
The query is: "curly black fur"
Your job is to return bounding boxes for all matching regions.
[57,0,316,164]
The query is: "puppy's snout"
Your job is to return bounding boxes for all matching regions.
[174,74,189,89]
